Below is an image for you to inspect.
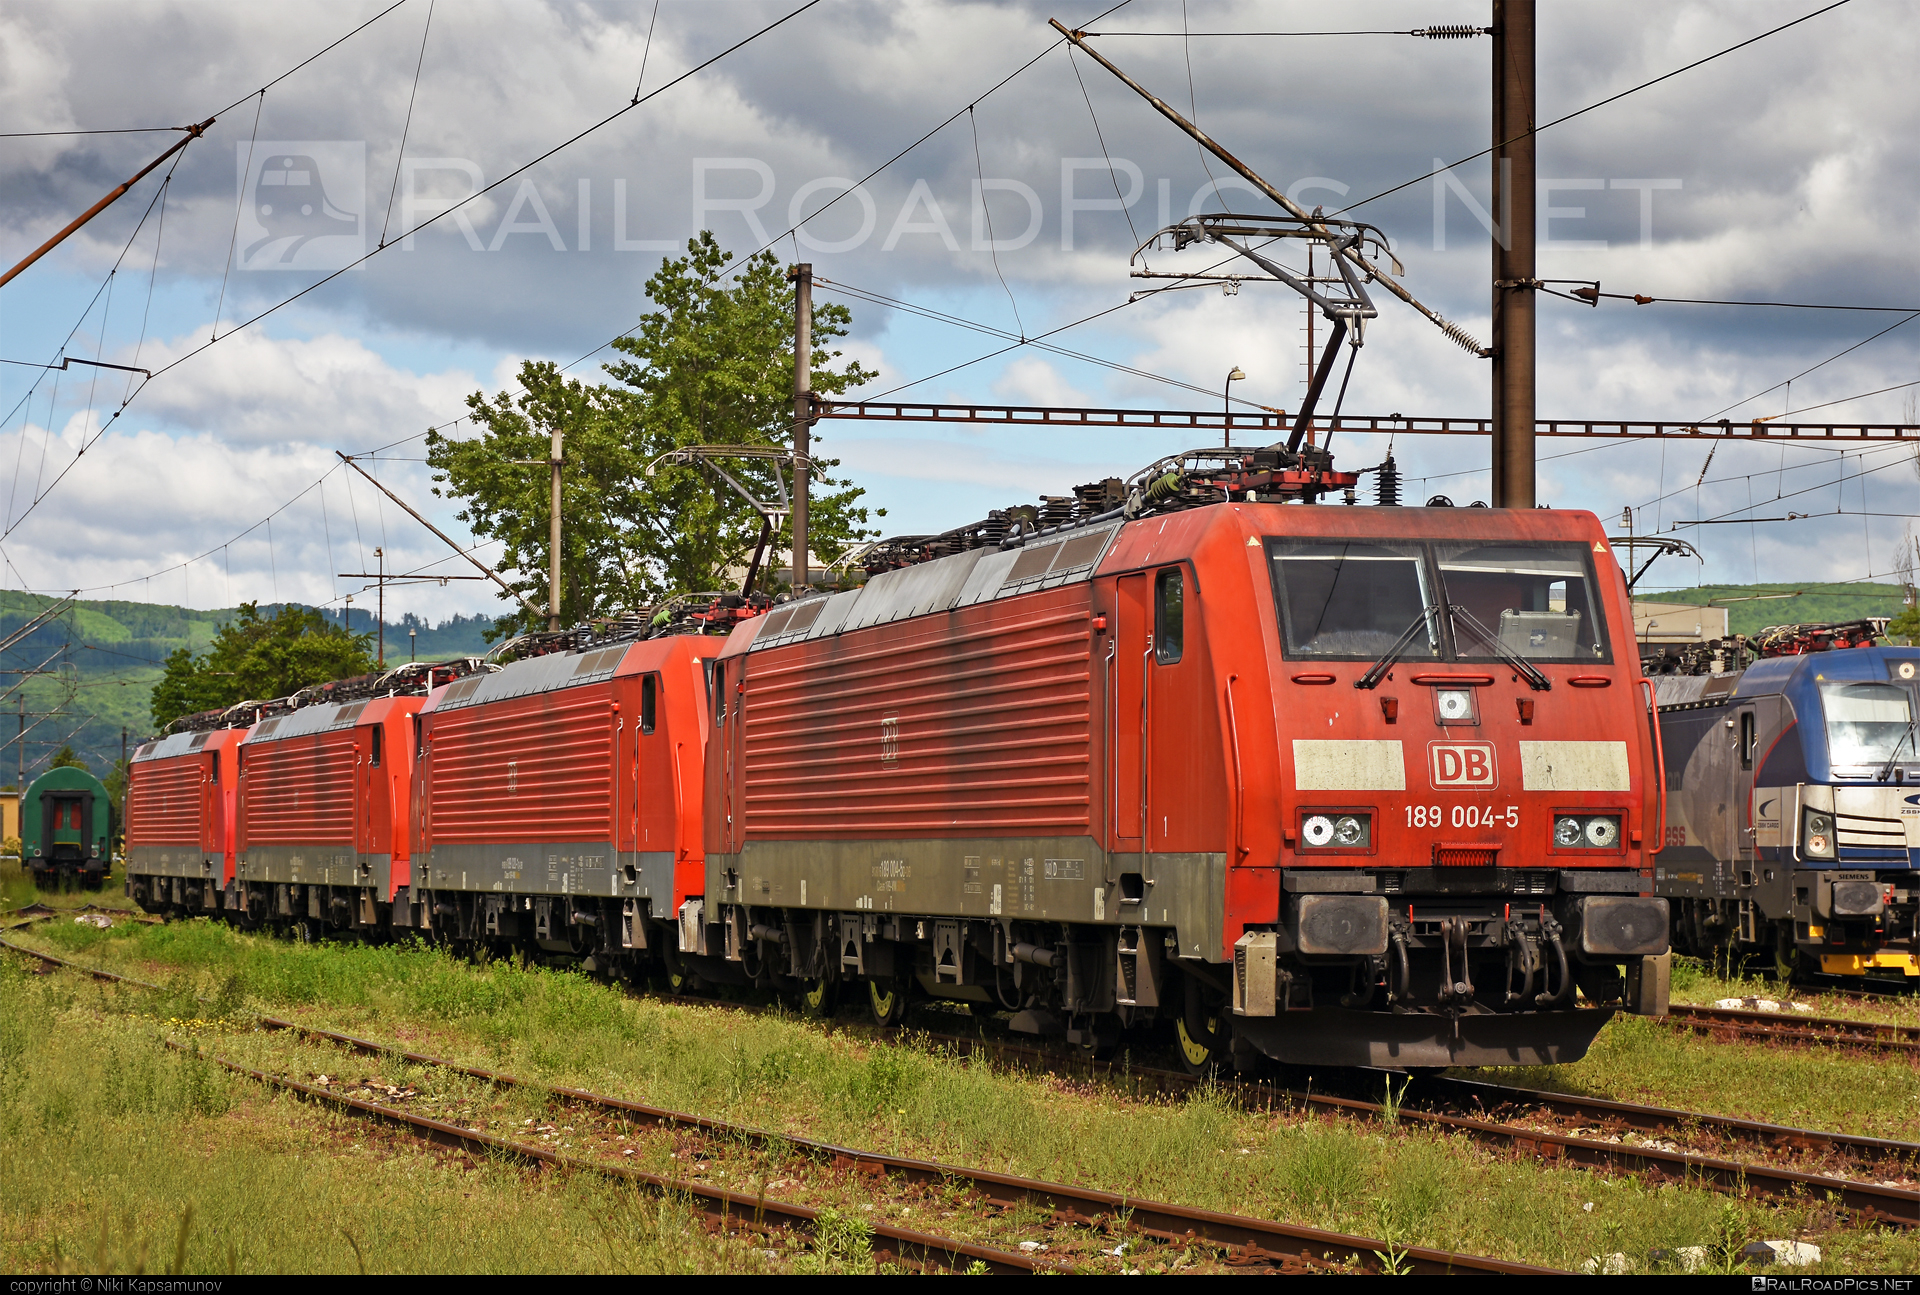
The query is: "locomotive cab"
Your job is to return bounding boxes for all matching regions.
[1192,505,1668,1065]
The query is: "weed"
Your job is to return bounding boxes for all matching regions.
[794,1207,873,1274]
[1706,1199,1748,1274]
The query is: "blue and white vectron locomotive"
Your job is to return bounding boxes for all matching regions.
[1655,637,1920,983]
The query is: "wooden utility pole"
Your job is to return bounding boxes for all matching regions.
[789,263,813,594]
[548,428,563,631]
[1490,0,1537,508]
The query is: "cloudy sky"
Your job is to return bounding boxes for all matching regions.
[1,0,1916,625]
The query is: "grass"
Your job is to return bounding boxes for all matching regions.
[0,958,773,1274]
[6,899,1916,1276]
[1667,955,1920,1028]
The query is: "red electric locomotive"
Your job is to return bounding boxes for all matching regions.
[125,720,247,913]
[408,629,721,961]
[696,450,1670,1069]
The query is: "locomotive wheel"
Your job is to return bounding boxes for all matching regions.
[869,978,909,1028]
[1175,1015,1220,1075]
[800,976,837,1019]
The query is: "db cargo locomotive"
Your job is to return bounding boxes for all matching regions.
[127,663,477,924]
[702,450,1670,1069]
[125,457,1669,1071]
[1654,626,1920,983]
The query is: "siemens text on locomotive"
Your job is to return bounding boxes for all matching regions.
[125,451,1672,1070]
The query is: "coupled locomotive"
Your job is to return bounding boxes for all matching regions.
[705,452,1669,1069]
[1654,625,1920,983]
[124,454,1670,1070]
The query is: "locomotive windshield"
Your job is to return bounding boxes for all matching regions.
[1266,538,1613,662]
[1435,542,1611,663]
[1820,681,1914,766]
[1267,539,1439,659]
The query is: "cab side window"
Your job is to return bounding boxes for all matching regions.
[641,675,658,734]
[1155,567,1184,664]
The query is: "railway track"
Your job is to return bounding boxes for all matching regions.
[2,935,1550,1276]
[918,1031,1920,1225]
[1665,1002,1920,1055]
[11,930,1918,1227]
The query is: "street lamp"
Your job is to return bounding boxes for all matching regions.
[1224,367,1247,447]
[410,627,417,663]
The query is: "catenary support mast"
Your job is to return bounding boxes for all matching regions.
[790,263,813,594]
[1490,0,1537,508]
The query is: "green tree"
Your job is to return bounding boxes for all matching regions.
[1889,603,1920,645]
[47,745,88,772]
[149,602,374,727]
[427,233,882,637]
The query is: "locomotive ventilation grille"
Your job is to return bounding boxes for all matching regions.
[1836,811,1907,852]
[1433,844,1501,868]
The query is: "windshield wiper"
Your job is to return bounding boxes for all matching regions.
[1878,718,1915,782]
[1355,606,1439,690]
[1448,604,1553,692]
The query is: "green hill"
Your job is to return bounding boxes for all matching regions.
[0,594,496,782]
[1635,581,1908,637]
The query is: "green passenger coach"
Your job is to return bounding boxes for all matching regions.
[23,765,112,890]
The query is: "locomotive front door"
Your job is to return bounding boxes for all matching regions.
[1111,573,1151,857]
[1733,704,1758,867]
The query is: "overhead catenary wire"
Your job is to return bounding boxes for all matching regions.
[1330,0,1853,218]
[0,0,825,550]
[378,0,437,249]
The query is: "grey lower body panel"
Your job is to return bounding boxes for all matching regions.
[239,846,391,898]
[1234,1007,1615,1069]
[127,846,220,878]
[421,841,672,905]
[712,839,1225,958]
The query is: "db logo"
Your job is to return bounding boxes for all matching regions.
[1429,741,1498,789]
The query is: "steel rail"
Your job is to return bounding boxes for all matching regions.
[0,936,1552,1276]
[1427,1075,1920,1165]
[250,1014,1543,1275]
[813,400,1920,442]
[1665,1002,1920,1054]
[920,1032,1920,1226]
[176,1045,1033,1276]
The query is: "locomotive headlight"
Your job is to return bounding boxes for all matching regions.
[1435,689,1475,722]
[1803,809,1836,859]
[1300,812,1368,849]
[1584,816,1621,848]
[1554,815,1584,847]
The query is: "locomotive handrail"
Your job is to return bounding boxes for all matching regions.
[1641,678,1668,856]
[1407,672,1495,686]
